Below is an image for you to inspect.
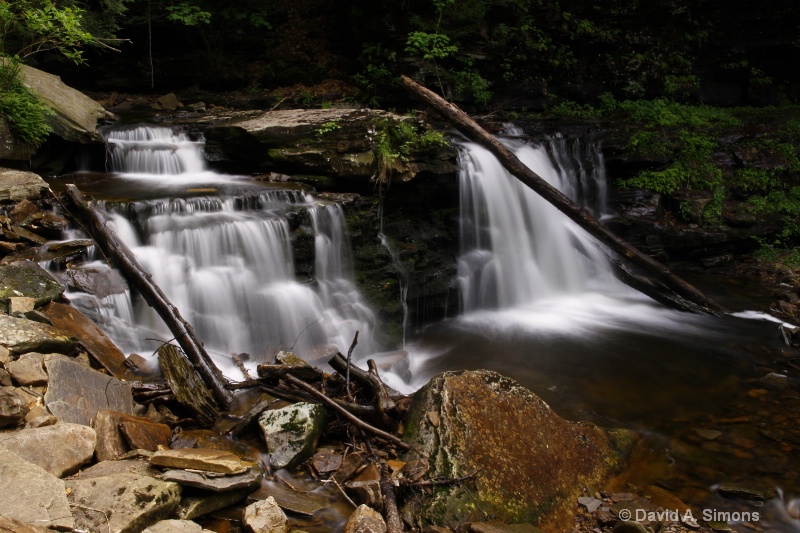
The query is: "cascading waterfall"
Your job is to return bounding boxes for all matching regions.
[77,125,375,374]
[457,133,618,312]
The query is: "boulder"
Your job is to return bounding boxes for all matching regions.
[0,423,96,477]
[43,358,135,425]
[402,370,628,531]
[0,261,64,307]
[0,314,75,355]
[66,473,182,533]
[243,496,288,533]
[344,504,387,533]
[0,450,74,530]
[0,169,47,201]
[201,108,456,186]
[0,387,29,427]
[258,402,328,470]
[18,64,105,143]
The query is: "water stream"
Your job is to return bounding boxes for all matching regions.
[58,124,800,529]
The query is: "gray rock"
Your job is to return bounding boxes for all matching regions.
[259,402,328,470]
[344,504,387,533]
[0,261,65,307]
[0,386,29,427]
[69,457,162,480]
[0,423,96,477]
[0,169,48,201]
[0,314,75,355]
[5,352,51,386]
[66,473,181,533]
[0,515,51,533]
[175,488,252,520]
[163,468,262,492]
[25,414,58,428]
[8,296,36,315]
[243,496,288,533]
[18,64,105,143]
[0,450,74,530]
[143,519,204,533]
[44,357,134,425]
[578,496,603,513]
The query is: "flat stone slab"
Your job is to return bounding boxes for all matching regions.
[68,457,162,480]
[0,313,75,356]
[0,169,48,201]
[44,357,134,426]
[66,473,181,533]
[0,450,74,530]
[0,261,64,307]
[0,423,96,477]
[150,448,252,474]
[42,301,131,379]
[162,468,261,492]
[94,410,172,461]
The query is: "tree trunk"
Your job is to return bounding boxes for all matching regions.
[62,184,232,409]
[400,75,726,315]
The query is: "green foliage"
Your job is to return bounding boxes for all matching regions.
[369,117,449,184]
[0,59,51,145]
[405,32,458,61]
[165,3,212,26]
[316,120,341,136]
[0,0,99,63]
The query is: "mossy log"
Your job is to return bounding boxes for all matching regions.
[400,75,727,315]
[62,184,232,409]
[158,343,220,425]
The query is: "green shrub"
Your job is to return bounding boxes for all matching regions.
[0,60,51,145]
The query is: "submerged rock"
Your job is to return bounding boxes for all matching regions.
[402,370,629,531]
[258,402,328,470]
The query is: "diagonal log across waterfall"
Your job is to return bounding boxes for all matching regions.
[400,75,727,315]
[62,184,233,409]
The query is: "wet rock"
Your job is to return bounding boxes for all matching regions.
[67,473,182,533]
[155,93,182,111]
[612,521,650,533]
[44,358,134,425]
[0,423,96,477]
[143,519,204,533]
[344,504,387,533]
[243,496,288,533]
[0,261,64,308]
[0,313,75,355]
[695,428,723,440]
[0,388,29,428]
[150,448,251,474]
[94,410,172,460]
[311,447,343,474]
[259,402,328,470]
[175,488,252,520]
[759,372,789,389]
[42,301,131,378]
[0,450,74,530]
[716,483,776,502]
[402,370,627,531]
[60,262,127,298]
[248,482,329,516]
[0,169,48,201]
[162,468,261,492]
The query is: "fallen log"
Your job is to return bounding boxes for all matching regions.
[399,75,727,315]
[158,343,220,425]
[61,184,232,408]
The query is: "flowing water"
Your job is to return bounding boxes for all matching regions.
[58,124,800,530]
[65,125,375,376]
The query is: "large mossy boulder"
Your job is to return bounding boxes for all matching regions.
[402,370,632,531]
[202,108,456,188]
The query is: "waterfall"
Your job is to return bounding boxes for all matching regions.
[457,134,617,312]
[78,125,375,374]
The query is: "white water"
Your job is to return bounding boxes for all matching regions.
[79,125,375,375]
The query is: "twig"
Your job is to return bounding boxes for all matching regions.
[346,330,359,400]
[284,375,410,451]
[399,468,481,488]
[323,476,358,509]
[232,352,252,380]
